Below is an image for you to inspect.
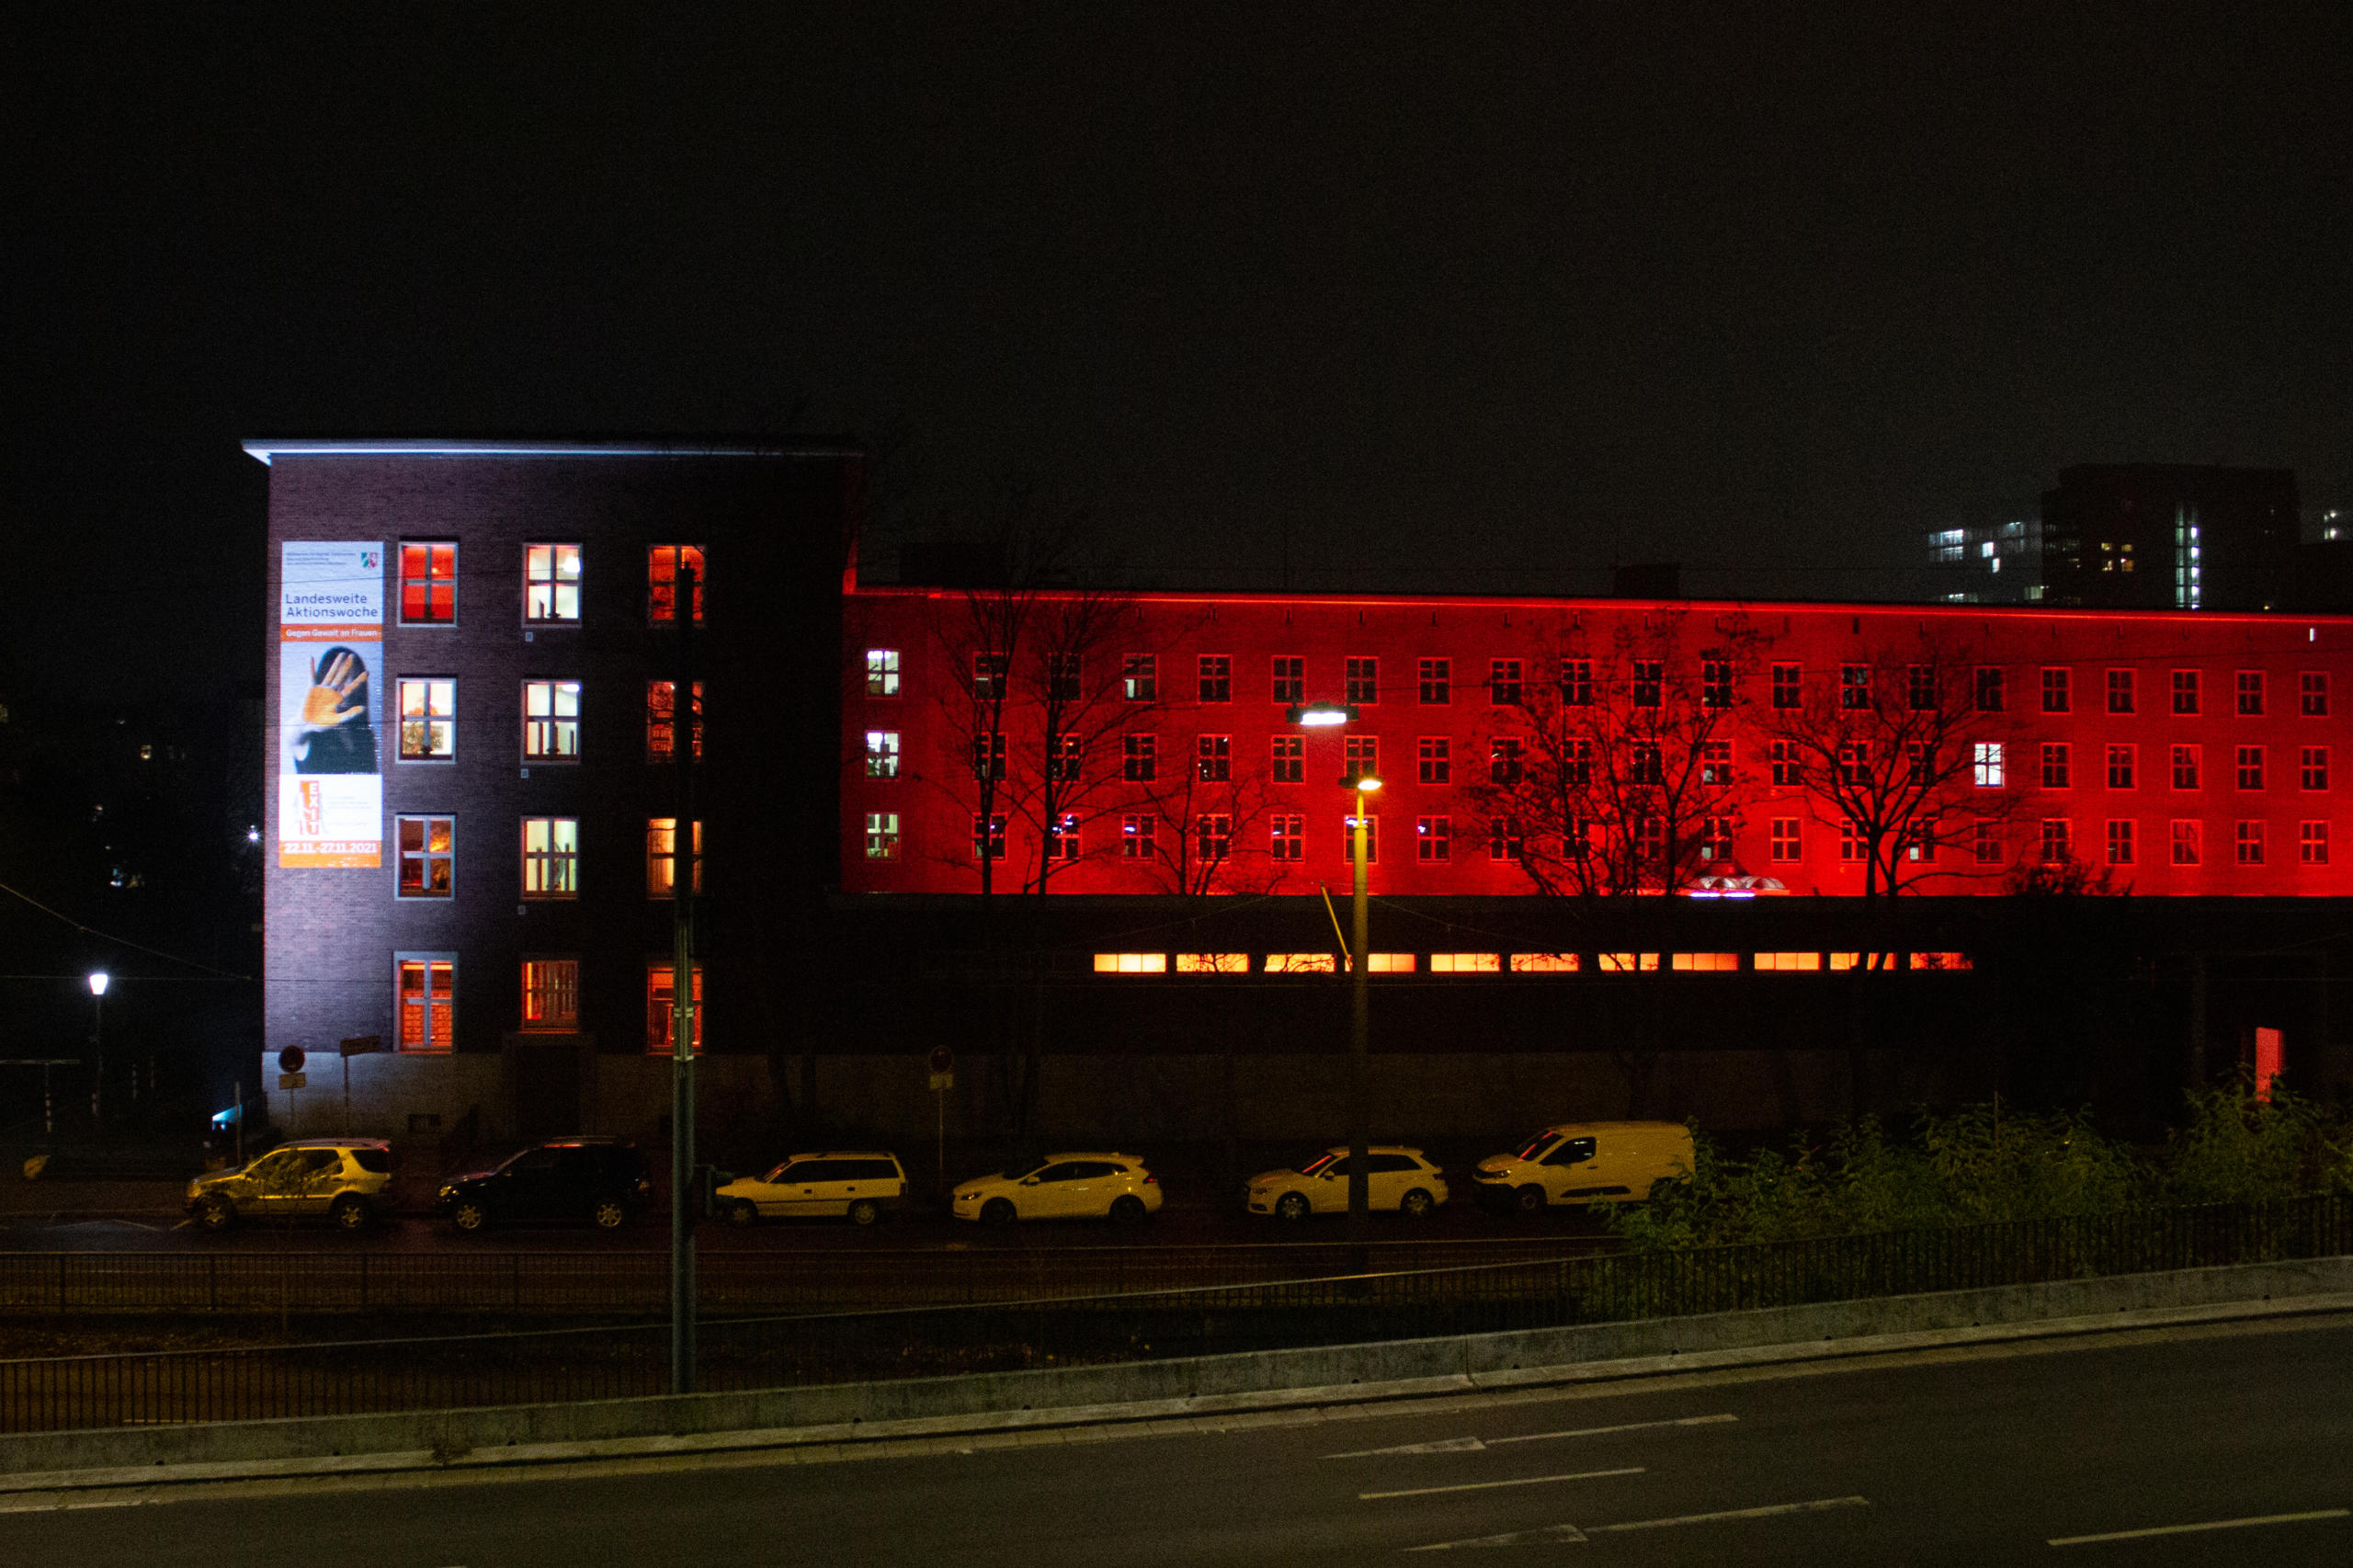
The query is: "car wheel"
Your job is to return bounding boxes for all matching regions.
[728,1199,758,1229]
[847,1199,881,1227]
[1108,1195,1146,1224]
[1514,1184,1549,1215]
[1400,1187,1435,1219]
[1275,1191,1310,1221]
[450,1199,489,1233]
[198,1195,236,1232]
[981,1197,1017,1226]
[592,1199,628,1230]
[330,1195,370,1231]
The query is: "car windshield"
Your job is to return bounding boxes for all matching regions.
[1514,1131,1557,1162]
[764,1163,792,1183]
[1296,1153,1338,1176]
[1001,1165,1045,1181]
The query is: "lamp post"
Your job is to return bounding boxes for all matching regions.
[86,971,108,1130]
[1288,702,1378,1244]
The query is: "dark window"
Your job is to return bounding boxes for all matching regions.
[2236,671,2265,716]
[2237,745,2265,790]
[1908,665,1937,711]
[1491,659,1523,705]
[2172,670,2200,715]
[1973,667,2004,712]
[1124,733,1157,781]
[1047,653,1081,702]
[2108,668,2134,714]
[1270,734,1302,782]
[1490,736,1524,785]
[1631,661,1663,708]
[1198,734,1231,780]
[2302,672,2328,717]
[1123,654,1156,701]
[1417,736,1450,784]
[972,653,1006,699]
[2041,743,2071,790]
[1418,658,1449,704]
[2107,744,2135,790]
[1561,658,1594,707]
[1199,655,1231,703]
[1542,1137,1597,1166]
[2041,666,2072,713]
[1346,657,1378,705]
[1841,665,1870,710]
[1270,656,1302,704]
[1772,664,1802,710]
[1701,659,1733,710]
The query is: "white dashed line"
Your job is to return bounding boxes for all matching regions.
[1361,1466,1642,1501]
[2049,1507,2348,1546]
[1327,1412,1735,1459]
[1408,1495,1870,1551]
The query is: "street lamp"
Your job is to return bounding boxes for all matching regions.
[1288,700,1377,1244]
[86,971,108,1129]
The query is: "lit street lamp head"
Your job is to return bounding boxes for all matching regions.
[86,972,108,997]
[1286,702,1357,727]
[1353,775,1383,792]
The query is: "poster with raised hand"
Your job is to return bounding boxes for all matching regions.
[278,542,384,868]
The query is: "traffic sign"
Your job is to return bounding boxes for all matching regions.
[927,1045,954,1074]
[278,1046,306,1074]
[278,1072,306,1090]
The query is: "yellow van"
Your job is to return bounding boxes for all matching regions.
[1472,1121,1695,1213]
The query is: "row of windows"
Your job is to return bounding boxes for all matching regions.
[1088,950,1972,974]
[392,815,702,899]
[395,955,700,1054]
[388,543,703,627]
[862,649,2333,717]
[394,679,699,763]
[2031,743,2329,791]
[2029,818,2329,867]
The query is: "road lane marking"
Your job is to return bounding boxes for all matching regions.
[2049,1507,2348,1546]
[1406,1495,1869,1551]
[1361,1466,1642,1501]
[1328,1413,1734,1459]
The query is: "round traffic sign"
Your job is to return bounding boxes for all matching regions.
[278,1046,306,1074]
[927,1045,954,1074]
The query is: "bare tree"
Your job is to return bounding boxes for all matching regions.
[1121,754,1285,895]
[1464,610,1761,898]
[1006,589,1165,894]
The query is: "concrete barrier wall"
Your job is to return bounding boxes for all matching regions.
[5,1255,2347,1481]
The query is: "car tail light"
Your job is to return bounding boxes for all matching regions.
[1143,1174,1157,1185]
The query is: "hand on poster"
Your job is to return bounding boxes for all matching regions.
[300,650,369,729]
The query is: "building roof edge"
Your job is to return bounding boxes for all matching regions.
[242,438,859,465]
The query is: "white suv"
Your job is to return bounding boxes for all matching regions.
[186,1139,394,1231]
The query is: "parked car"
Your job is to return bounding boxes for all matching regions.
[719,1151,908,1226]
[1472,1121,1696,1212]
[1245,1146,1448,1220]
[435,1137,652,1231]
[185,1138,393,1232]
[951,1153,1161,1225]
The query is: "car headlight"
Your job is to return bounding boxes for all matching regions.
[437,1185,458,1202]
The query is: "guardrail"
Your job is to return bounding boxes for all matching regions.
[4,1198,2346,1434]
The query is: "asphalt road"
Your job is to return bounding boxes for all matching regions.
[13,1312,2353,1565]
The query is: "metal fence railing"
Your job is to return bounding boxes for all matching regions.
[5,1198,2346,1435]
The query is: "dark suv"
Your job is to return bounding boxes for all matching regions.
[435,1138,652,1231]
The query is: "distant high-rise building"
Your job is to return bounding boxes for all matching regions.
[1926,517,2044,603]
[2040,465,2300,611]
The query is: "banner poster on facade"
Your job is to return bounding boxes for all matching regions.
[278,541,384,868]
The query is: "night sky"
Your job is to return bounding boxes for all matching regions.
[8,4,2349,704]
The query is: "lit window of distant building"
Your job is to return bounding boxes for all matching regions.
[864,812,899,860]
[396,956,455,1052]
[645,962,702,1056]
[1430,952,1500,972]
[866,649,901,697]
[521,816,578,898]
[523,679,581,761]
[646,817,703,894]
[864,730,900,778]
[647,545,704,624]
[1094,953,1166,973]
[1125,653,1158,701]
[520,959,578,1031]
[524,544,582,623]
[397,678,455,760]
[395,816,454,898]
[645,681,705,762]
[399,542,457,625]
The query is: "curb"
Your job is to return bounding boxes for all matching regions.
[5,1286,2349,1501]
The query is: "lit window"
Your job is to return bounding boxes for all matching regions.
[524,545,582,623]
[1199,655,1231,703]
[1973,743,2005,788]
[1270,814,1304,860]
[2106,819,2134,865]
[1631,660,1663,709]
[645,962,702,1056]
[2171,820,2201,866]
[1417,736,1450,784]
[2041,743,2071,790]
[648,545,705,624]
[521,816,578,897]
[972,733,1006,780]
[1267,953,1337,973]
[1268,656,1301,704]
[399,542,457,625]
[1830,952,1896,971]
[2107,744,2135,790]
[2172,669,2200,715]
[2303,747,2329,791]
[1510,952,1579,972]
[1597,952,1659,972]
[1489,736,1524,785]
[972,813,1006,860]
[864,812,899,859]
[2237,745,2265,791]
[1672,952,1738,971]
[2107,668,2134,714]
[2173,744,2200,790]
[1771,663,1802,710]
[1199,733,1232,781]
[1125,733,1158,781]
[1121,814,1155,860]
[1416,815,1450,862]
[1561,658,1595,707]
[397,678,456,760]
[2040,818,2072,864]
[1346,657,1379,705]
[645,681,705,762]
[1430,952,1500,972]
[1094,953,1166,973]
[520,959,578,1031]
[1908,952,1972,971]
[1489,815,1523,862]
[2300,821,2328,865]
[1973,667,2004,712]
[1491,659,1523,705]
[1338,812,1377,863]
[1124,654,1157,701]
[1198,812,1233,862]
[1046,812,1080,860]
[395,816,454,898]
[1364,953,1415,972]
[2041,666,2072,713]
[646,817,703,894]
[972,653,1006,699]
[2301,672,2328,717]
[866,649,901,697]
[865,730,900,778]
[523,679,581,761]
[396,956,455,1052]
[1754,951,1820,971]
[1770,818,1801,862]
[1840,665,1869,710]
[1175,953,1247,973]
[1418,658,1450,704]
[2235,670,2264,716]
[1903,826,1937,863]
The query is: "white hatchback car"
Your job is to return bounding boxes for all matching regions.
[719,1152,907,1226]
[1245,1146,1448,1220]
[952,1153,1162,1225]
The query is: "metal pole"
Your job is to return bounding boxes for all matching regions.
[89,991,105,1131]
[670,558,699,1395]
[1348,802,1370,1244]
